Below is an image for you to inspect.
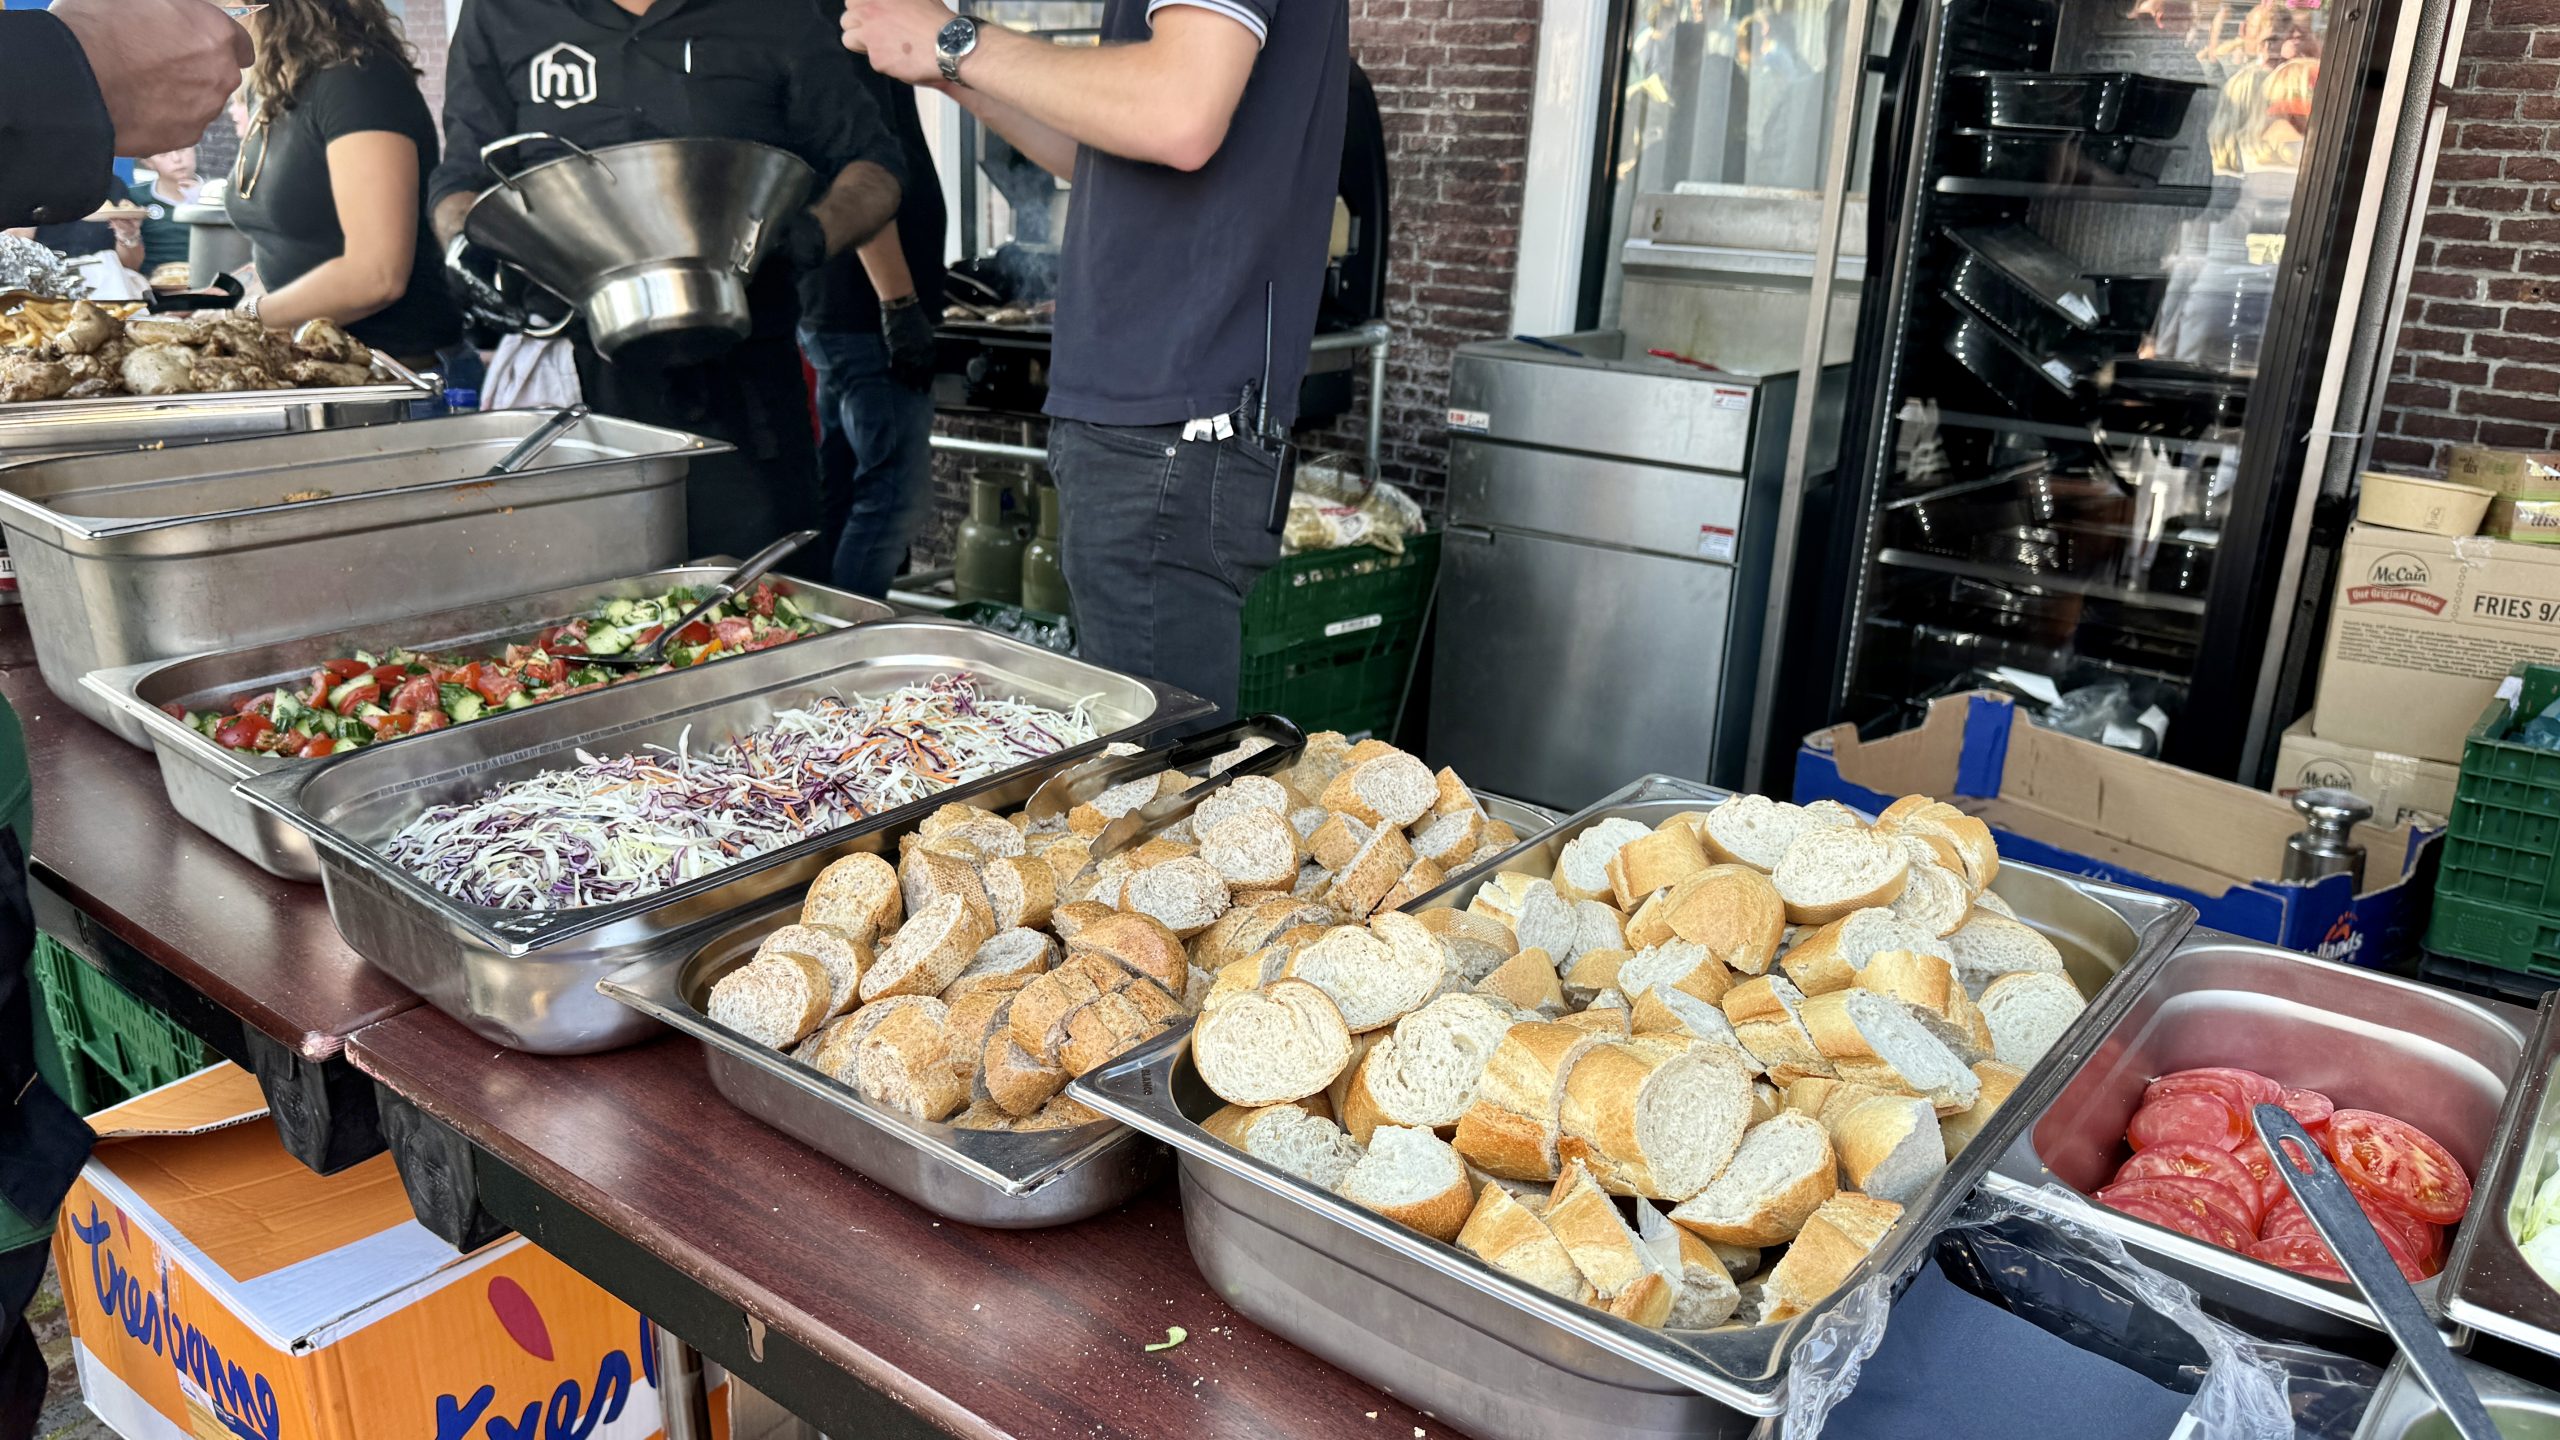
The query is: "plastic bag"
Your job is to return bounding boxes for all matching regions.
[1281,457,1424,556]
[1777,1187,2302,1440]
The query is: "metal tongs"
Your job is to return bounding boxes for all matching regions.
[2252,1106,2498,1440]
[482,403,588,477]
[1018,716,1306,880]
[581,528,820,671]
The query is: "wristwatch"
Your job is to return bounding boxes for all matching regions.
[936,15,980,85]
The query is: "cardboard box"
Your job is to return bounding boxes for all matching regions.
[2270,715,2459,828]
[1795,693,2438,966]
[2310,523,2560,763]
[2489,496,2560,544]
[2450,445,2560,501]
[53,1065,723,1440]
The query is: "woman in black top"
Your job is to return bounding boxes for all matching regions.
[228,0,458,365]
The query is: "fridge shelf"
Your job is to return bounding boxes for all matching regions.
[1877,547,2211,615]
[1928,409,2243,457]
[1934,175,2219,207]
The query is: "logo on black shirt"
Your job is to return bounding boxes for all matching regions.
[530,42,599,109]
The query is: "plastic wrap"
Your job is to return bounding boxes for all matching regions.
[1780,1188,2306,1439]
[1282,458,1426,555]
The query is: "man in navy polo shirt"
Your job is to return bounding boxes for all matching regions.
[843,0,1347,716]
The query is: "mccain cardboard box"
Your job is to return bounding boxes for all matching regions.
[2311,523,2560,764]
[2270,715,2459,828]
[1795,692,2437,966]
[2449,445,2560,501]
[53,1065,724,1440]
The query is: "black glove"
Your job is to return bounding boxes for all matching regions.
[443,235,530,333]
[881,296,936,391]
[773,210,830,277]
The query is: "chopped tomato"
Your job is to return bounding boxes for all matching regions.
[675,619,715,646]
[331,681,380,716]
[2113,1143,2266,1226]
[388,675,439,714]
[214,713,273,750]
[748,583,777,617]
[321,657,371,682]
[411,708,451,732]
[367,712,413,739]
[296,736,336,759]
[634,625,664,648]
[714,616,754,649]
[471,668,522,705]
[2128,1093,2247,1152]
[302,668,332,706]
[2327,1111,2472,1226]
[371,663,410,687]
[161,701,189,720]
[519,655,565,685]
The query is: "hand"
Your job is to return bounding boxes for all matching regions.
[108,217,142,246]
[50,0,254,158]
[842,0,960,86]
[444,236,530,332]
[881,297,936,389]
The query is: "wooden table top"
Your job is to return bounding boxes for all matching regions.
[348,1011,1435,1440]
[1,608,419,1058]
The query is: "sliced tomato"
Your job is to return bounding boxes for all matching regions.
[2114,1143,2267,1225]
[388,675,439,714]
[296,735,336,759]
[213,713,273,750]
[471,668,522,706]
[519,654,565,685]
[366,712,413,740]
[370,662,409,687]
[2247,1233,2350,1282]
[2327,1111,2472,1226]
[2145,1067,2284,1115]
[2128,1093,2247,1152]
[2281,1087,2335,1137]
[2233,1142,2291,1217]
[321,657,371,682]
[411,708,451,732]
[2255,1195,2432,1281]
[675,619,715,646]
[331,681,380,716]
[2096,1179,2255,1251]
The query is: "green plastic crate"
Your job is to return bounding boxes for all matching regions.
[32,934,213,1111]
[1239,535,1439,739]
[943,600,1076,654]
[2429,891,2560,980]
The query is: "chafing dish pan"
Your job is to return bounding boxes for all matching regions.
[2442,993,2560,1359]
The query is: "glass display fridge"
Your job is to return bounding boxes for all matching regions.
[1755,0,2469,780]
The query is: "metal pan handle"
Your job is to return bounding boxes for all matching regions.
[732,215,766,276]
[478,132,617,193]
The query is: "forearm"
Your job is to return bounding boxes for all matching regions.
[857,225,917,301]
[431,191,473,249]
[953,23,1240,171]
[255,255,403,329]
[811,159,900,256]
[949,85,1076,180]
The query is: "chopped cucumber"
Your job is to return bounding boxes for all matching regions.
[325,673,376,709]
[584,626,631,656]
[446,691,485,723]
[502,690,533,710]
[269,692,307,730]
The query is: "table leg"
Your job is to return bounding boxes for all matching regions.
[244,1029,383,1175]
[375,1082,512,1251]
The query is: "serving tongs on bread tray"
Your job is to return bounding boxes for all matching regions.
[2253,1106,2497,1440]
[1046,715,1305,881]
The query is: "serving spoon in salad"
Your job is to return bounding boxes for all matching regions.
[582,529,822,671]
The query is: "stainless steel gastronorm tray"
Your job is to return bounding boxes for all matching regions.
[235,619,1207,1054]
[82,566,894,882]
[598,717,1305,1227]
[0,409,713,743]
[0,364,427,460]
[1072,774,2196,1439]
[2443,992,2560,1359]
[1986,933,2530,1344]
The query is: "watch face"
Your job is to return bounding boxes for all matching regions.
[937,16,978,53]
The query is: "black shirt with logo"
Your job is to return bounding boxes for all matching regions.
[227,58,464,358]
[432,0,907,340]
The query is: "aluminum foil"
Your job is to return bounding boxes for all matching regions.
[0,235,86,300]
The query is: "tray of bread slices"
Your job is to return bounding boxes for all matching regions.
[1071,775,2195,1434]
[598,720,1528,1228]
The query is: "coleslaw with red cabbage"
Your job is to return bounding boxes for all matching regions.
[381,674,1094,910]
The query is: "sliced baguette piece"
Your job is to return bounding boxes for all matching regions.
[862,892,996,1003]
[943,988,1012,1089]
[1852,949,1992,1066]
[1552,817,1652,904]
[800,853,902,944]
[851,1005,967,1122]
[1979,971,2087,1070]
[1192,978,1354,1106]
[1629,984,1758,1070]
[949,1099,1016,1131]
[1650,865,1788,976]
[1559,947,1628,1009]
[1057,985,1174,1076]
[1049,899,1115,942]
[1638,1198,1742,1329]
[1574,900,1628,962]
[1799,988,1979,1113]
[1457,1182,1583,1300]
[980,1029,1069,1117]
[1005,952,1121,1066]
[1771,828,1910,926]
[1453,1022,1611,1181]
[1192,774,1294,834]
[1779,908,1954,997]
[900,846,995,935]
[707,951,833,1049]
[1417,906,1519,957]
[1038,835,1095,891]
[1122,856,1233,938]
[1284,913,1443,1033]
[1939,1060,2026,1158]
[1308,814,1374,874]
[1830,1095,1946,1205]
[1430,766,1482,818]
[1329,824,1417,919]
[1336,1125,1473,1242]
[1545,1159,1673,1327]
[1616,938,1734,1009]
[983,854,1058,932]
[805,994,947,1081]
[1067,911,1192,995]
[1465,870,1543,933]
[1762,1193,1904,1323]
[1319,750,1439,830]
[1722,975,1836,1085]
[1944,912,2066,998]
[943,926,1057,1000]
[1413,808,1488,868]
[1017,1094,1106,1132]
[1378,855,1449,915]
[1970,890,2018,920]
[1556,1038,1754,1202]
[1476,948,1567,1016]
[1698,795,1801,872]
[1338,993,1518,1141]
[1280,730,1355,803]
[1201,809,1305,892]
[1667,1112,1837,1246]
[1887,803,2000,892]
[1887,860,1974,939]
[1204,1103,1366,1190]
[754,923,869,1019]
[1607,825,1711,909]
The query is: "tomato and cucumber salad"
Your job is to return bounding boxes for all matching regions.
[2092,1064,2472,1284]
[173,581,822,757]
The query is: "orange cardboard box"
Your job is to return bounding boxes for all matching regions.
[51,1065,725,1440]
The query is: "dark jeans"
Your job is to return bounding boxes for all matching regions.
[1046,419,1286,718]
[800,327,936,599]
[572,332,821,562]
[1,1242,40,1440]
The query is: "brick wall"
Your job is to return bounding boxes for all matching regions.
[405,0,448,120]
[2371,8,2560,471]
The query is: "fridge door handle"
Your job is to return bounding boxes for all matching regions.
[1447,524,1497,546]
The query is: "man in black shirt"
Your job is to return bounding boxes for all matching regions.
[845,0,1346,716]
[432,0,907,561]
[798,62,945,599]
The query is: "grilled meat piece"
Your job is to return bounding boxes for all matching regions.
[289,317,371,368]
[283,358,372,388]
[51,300,120,356]
[0,350,73,401]
[120,344,198,395]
